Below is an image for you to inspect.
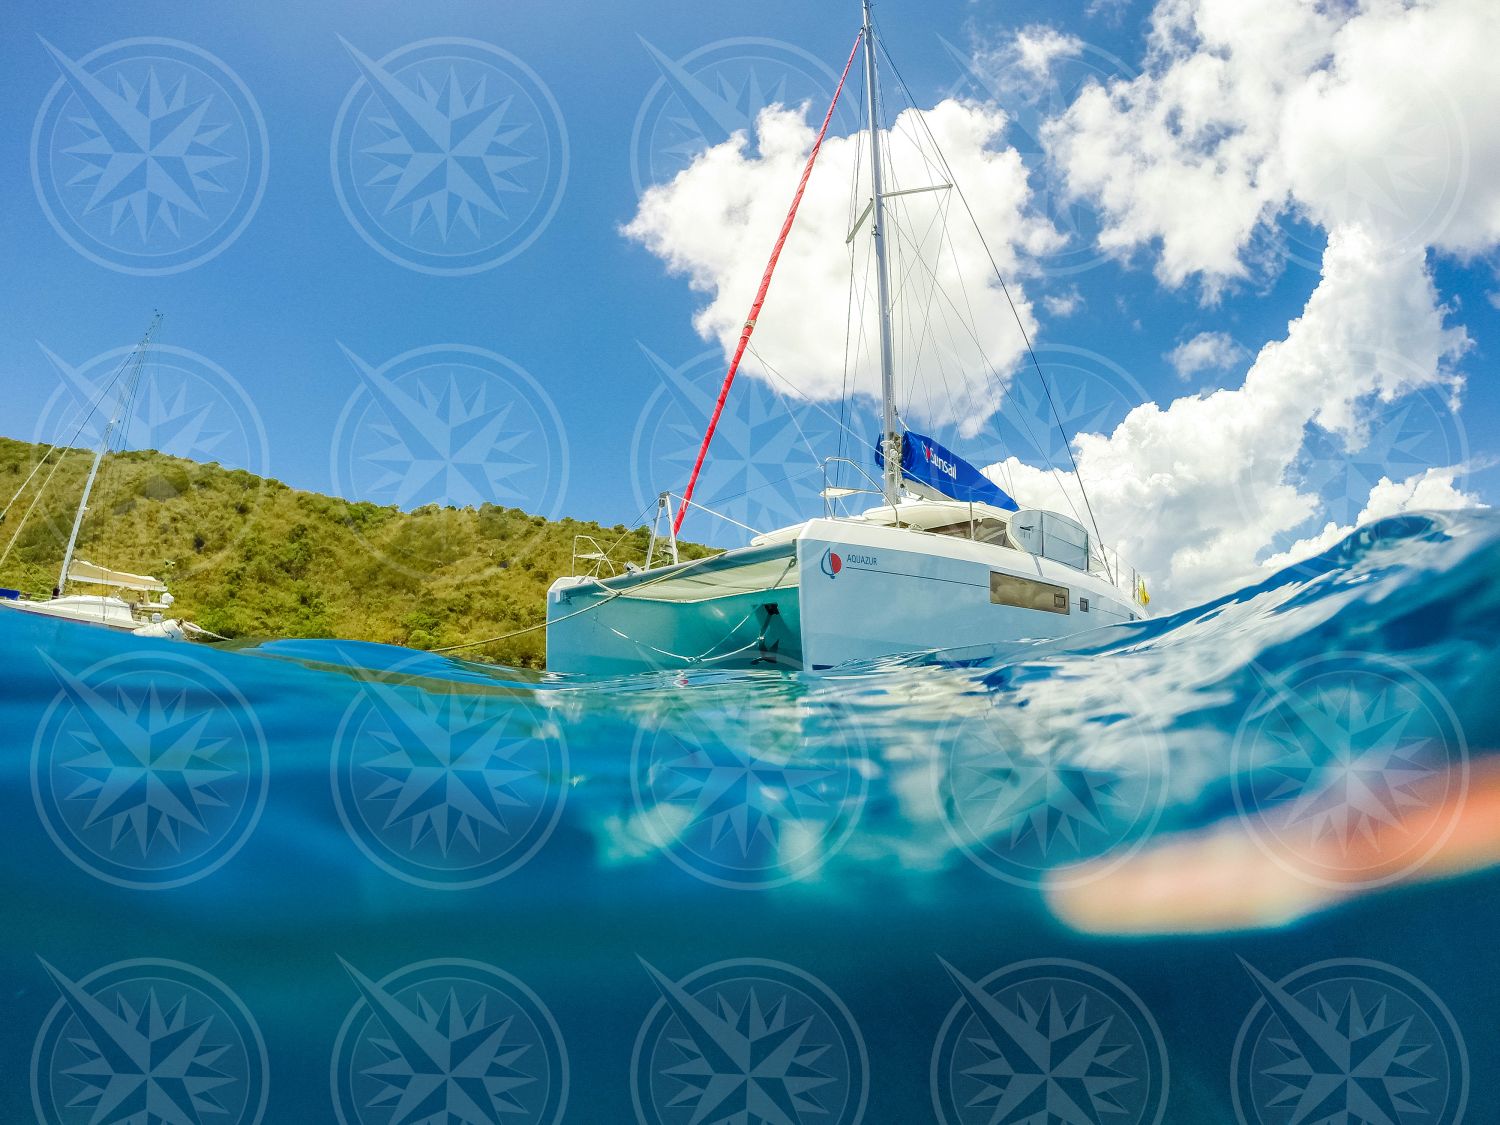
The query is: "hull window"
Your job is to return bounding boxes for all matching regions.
[990,572,1071,615]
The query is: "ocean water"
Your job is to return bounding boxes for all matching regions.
[2,511,1498,1123]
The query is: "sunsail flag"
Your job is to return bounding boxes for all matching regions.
[873,431,1019,511]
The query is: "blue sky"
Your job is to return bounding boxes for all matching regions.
[3,0,1497,605]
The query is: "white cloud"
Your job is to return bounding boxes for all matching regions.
[963,0,1497,609]
[1165,330,1245,378]
[987,226,1470,607]
[1043,288,1084,317]
[1008,26,1085,80]
[623,101,1061,435]
[1260,466,1483,571]
[1044,0,1500,293]
[961,25,1089,104]
[1086,0,1133,25]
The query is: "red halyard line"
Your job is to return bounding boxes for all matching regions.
[672,28,865,536]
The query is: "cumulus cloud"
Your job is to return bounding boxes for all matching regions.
[1007,27,1086,80]
[623,100,1061,434]
[1044,0,1500,293]
[965,0,1496,609]
[988,226,1470,606]
[1165,330,1246,378]
[1261,466,1482,571]
[1043,287,1084,317]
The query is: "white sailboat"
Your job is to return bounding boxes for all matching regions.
[0,315,190,640]
[546,3,1148,674]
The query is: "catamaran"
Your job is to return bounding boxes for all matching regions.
[547,2,1148,674]
[0,315,191,640]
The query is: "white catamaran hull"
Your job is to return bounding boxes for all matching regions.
[0,595,185,639]
[547,517,1141,675]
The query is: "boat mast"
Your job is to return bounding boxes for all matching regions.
[56,313,162,596]
[862,0,901,507]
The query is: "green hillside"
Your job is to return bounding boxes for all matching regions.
[0,436,708,666]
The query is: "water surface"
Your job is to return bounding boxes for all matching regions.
[3,511,1497,1122]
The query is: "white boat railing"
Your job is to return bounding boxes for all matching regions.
[819,457,886,518]
[576,491,755,577]
[569,535,618,578]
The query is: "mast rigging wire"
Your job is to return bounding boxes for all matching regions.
[875,30,1115,582]
[673,29,865,537]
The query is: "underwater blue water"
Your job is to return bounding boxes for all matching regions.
[3,511,1499,1123]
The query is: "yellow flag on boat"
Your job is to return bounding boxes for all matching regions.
[1138,578,1151,606]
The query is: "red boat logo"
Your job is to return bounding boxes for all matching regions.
[820,548,842,578]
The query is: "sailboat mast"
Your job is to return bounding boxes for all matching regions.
[862,0,901,507]
[56,313,161,595]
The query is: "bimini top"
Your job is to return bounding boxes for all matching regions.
[874,430,1019,511]
[67,560,168,593]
